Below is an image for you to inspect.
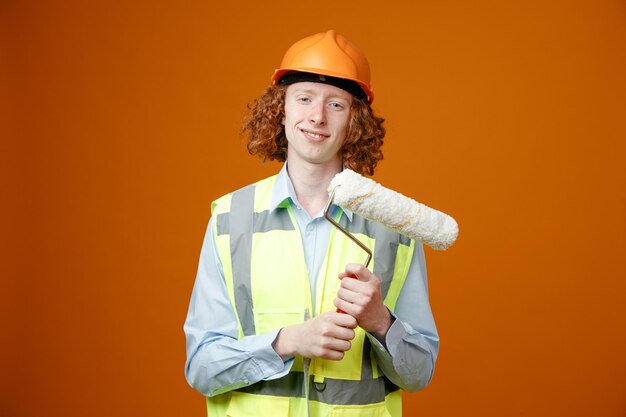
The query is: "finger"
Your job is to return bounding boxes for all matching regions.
[323,351,345,361]
[331,310,358,329]
[313,341,349,360]
[320,342,351,360]
[326,340,352,354]
[327,327,356,343]
[334,298,352,316]
[338,271,356,280]
[340,275,370,294]
[344,263,372,282]
[334,298,362,319]
[319,329,354,353]
[337,286,361,304]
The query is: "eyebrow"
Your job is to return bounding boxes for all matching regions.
[291,87,351,101]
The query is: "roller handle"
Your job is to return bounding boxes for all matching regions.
[324,188,371,314]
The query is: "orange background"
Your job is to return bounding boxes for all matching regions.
[2,1,625,416]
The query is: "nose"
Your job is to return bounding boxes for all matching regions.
[308,102,326,126]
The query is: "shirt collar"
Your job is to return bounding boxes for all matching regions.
[270,162,354,222]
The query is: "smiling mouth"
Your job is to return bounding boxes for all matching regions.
[300,128,329,141]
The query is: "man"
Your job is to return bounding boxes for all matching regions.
[184,30,439,417]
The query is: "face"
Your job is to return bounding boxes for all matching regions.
[283,82,352,170]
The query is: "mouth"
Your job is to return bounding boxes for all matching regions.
[300,128,330,141]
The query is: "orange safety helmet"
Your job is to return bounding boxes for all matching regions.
[272,30,374,103]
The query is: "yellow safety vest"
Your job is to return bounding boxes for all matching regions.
[208,175,415,417]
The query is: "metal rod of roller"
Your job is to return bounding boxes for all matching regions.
[323,187,372,268]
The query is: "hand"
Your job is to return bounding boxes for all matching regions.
[335,263,392,338]
[273,311,357,361]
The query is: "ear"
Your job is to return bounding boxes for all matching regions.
[280,117,285,125]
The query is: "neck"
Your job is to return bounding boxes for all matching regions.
[287,159,342,217]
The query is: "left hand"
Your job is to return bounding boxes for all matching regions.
[334,263,392,338]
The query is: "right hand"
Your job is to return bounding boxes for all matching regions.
[273,311,357,361]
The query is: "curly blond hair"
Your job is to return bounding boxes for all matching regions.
[243,85,385,176]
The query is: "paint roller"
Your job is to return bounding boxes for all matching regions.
[325,169,458,253]
[324,169,458,313]
[324,169,457,314]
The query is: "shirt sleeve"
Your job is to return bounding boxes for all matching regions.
[366,243,440,392]
[184,217,293,397]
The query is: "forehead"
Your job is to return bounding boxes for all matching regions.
[286,82,353,101]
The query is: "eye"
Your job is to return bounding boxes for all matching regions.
[329,102,346,110]
[296,96,311,103]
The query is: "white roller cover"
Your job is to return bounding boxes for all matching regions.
[329,170,458,250]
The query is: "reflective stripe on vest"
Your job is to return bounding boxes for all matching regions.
[209,175,415,416]
[236,371,400,405]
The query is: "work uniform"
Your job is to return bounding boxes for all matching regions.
[185,164,439,417]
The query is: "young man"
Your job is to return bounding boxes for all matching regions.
[184,30,439,417]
